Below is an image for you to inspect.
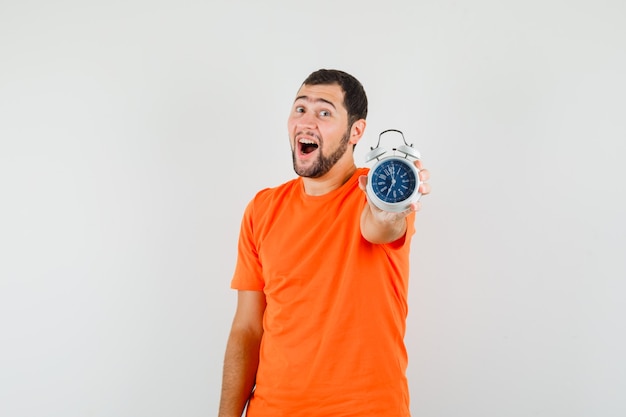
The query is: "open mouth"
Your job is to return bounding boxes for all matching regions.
[298,138,319,155]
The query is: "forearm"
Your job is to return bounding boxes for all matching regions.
[360,204,408,244]
[218,328,263,417]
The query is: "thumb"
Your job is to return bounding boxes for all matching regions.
[358,175,368,191]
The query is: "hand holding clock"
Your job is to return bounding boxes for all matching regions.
[359,159,430,218]
[359,160,430,244]
[358,159,430,244]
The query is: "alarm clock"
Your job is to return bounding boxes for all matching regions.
[365,129,422,213]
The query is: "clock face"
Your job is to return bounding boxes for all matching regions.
[367,157,420,212]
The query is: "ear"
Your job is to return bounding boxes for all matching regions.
[349,119,367,145]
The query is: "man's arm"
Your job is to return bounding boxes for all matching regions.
[218,290,266,417]
[359,160,430,244]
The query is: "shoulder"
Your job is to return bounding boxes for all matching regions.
[243,177,301,218]
[253,177,300,204]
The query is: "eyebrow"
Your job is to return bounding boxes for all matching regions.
[294,95,337,110]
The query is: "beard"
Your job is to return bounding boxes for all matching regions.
[291,130,351,178]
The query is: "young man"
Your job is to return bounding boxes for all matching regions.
[218,69,431,416]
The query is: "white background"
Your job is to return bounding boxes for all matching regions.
[1,0,625,416]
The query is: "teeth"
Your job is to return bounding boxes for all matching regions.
[299,138,316,145]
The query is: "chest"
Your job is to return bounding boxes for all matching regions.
[257,193,363,280]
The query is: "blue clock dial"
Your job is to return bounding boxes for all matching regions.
[370,159,417,203]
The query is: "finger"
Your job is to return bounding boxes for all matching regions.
[418,168,430,182]
[408,201,422,213]
[419,182,431,195]
[400,200,421,217]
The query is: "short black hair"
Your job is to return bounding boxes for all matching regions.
[302,69,368,128]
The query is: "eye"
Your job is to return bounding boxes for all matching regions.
[319,110,331,117]
[295,106,305,113]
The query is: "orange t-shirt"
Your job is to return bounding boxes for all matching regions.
[231,168,415,416]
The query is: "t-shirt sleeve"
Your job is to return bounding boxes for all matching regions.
[230,199,265,291]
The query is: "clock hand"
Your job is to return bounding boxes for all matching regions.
[387,163,396,198]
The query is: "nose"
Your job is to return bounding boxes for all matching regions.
[295,110,316,130]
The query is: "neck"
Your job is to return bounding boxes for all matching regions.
[302,162,357,196]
